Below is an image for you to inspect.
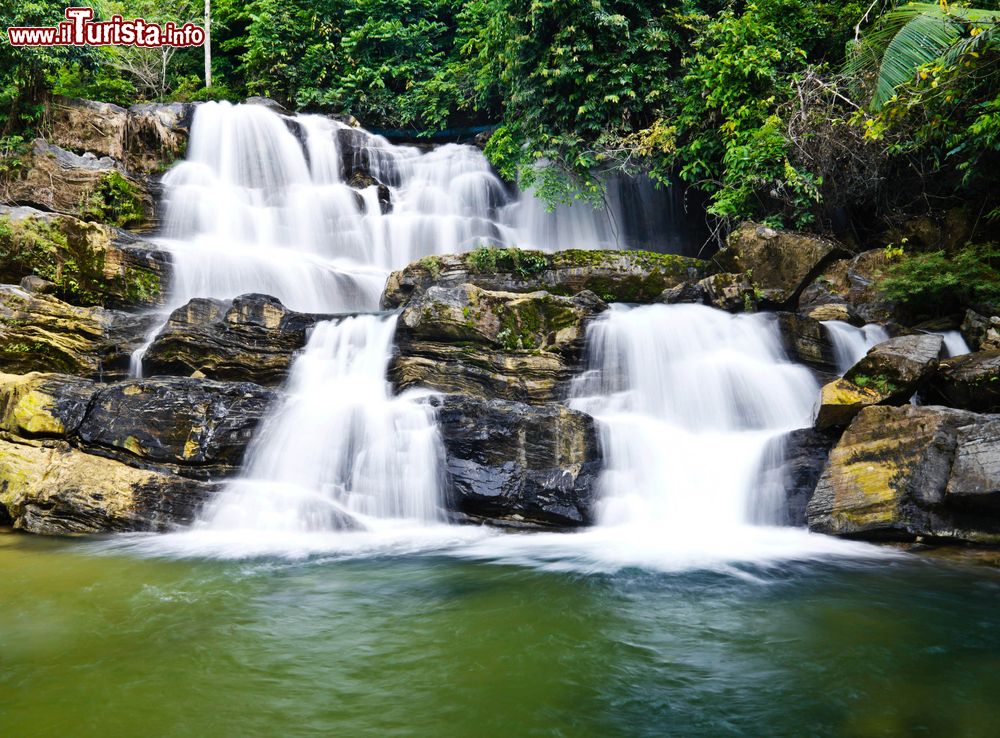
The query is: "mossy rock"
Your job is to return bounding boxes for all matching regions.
[382,247,708,308]
[0,206,165,308]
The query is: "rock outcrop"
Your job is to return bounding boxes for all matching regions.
[1,205,166,307]
[0,436,215,535]
[77,377,275,475]
[382,248,706,309]
[926,350,1000,413]
[0,286,156,379]
[799,249,896,324]
[0,370,276,532]
[714,222,847,308]
[2,139,152,227]
[391,285,604,403]
[807,405,1000,543]
[435,395,601,528]
[774,312,837,376]
[815,334,945,429]
[142,294,326,385]
[47,96,193,174]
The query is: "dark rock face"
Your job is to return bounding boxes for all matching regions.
[391,285,604,403]
[435,395,602,528]
[799,249,896,324]
[756,428,838,526]
[0,286,157,379]
[382,249,707,309]
[0,372,96,437]
[815,334,945,429]
[807,405,1000,543]
[774,312,837,375]
[927,351,1000,413]
[143,294,325,385]
[960,310,1000,352]
[714,222,848,308]
[123,102,194,174]
[78,377,275,474]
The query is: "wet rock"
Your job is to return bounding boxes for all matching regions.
[244,96,290,115]
[0,205,166,308]
[0,372,96,437]
[0,436,216,535]
[383,248,707,309]
[142,294,325,385]
[714,222,848,308]
[435,395,601,528]
[346,171,391,213]
[391,285,604,403]
[0,286,156,379]
[699,272,757,312]
[807,405,1000,543]
[927,351,1000,413]
[774,312,837,375]
[757,428,837,526]
[77,377,275,475]
[2,140,152,227]
[659,280,708,305]
[815,334,945,429]
[799,249,896,324]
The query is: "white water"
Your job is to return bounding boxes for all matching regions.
[935,330,971,358]
[200,314,442,533]
[822,321,890,374]
[114,102,886,570]
[570,304,819,531]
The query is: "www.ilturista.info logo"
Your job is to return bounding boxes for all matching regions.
[7,7,205,48]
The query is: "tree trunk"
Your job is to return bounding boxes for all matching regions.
[204,0,212,88]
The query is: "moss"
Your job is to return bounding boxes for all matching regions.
[80,170,145,229]
[466,245,548,277]
[418,256,442,278]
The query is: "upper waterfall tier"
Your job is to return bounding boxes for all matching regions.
[155,101,649,314]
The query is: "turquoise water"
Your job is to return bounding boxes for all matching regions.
[2,532,1000,737]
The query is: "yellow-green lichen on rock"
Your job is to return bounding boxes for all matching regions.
[0,371,95,437]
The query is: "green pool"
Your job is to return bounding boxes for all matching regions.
[2,531,999,737]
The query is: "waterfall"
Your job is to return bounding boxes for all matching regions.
[570,304,819,531]
[822,321,890,374]
[201,314,443,532]
[935,330,971,358]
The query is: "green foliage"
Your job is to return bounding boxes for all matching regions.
[466,245,548,276]
[882,242,1000,316]
[81,171,145,228]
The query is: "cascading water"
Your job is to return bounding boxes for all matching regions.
[202,314,443,534]
[569,304,819,531]
[822,321,890,374]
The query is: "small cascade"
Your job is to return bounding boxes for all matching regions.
[822,321,890,374]
[201,314,443,532]
[570,304,818,531]
[934,330,971,358]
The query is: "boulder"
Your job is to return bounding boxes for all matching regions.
[815,334,945,429]
[801,302,862,325]
[799,249,896,324]
[382,247,707,309]
[434,395,601,528]
[807,405,1000,543]
[0,286,156,379]
[926,350,1000,413]
[142,294,324,385]
[774,312,837,375]
[0,205,166,307]
[0,372,95,437]
[0,436,215,535]
[391,285,604,403]
[2,139,152,227]
[714,222,847,307]
[77,377,275,475]
[961,310,1000,352]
